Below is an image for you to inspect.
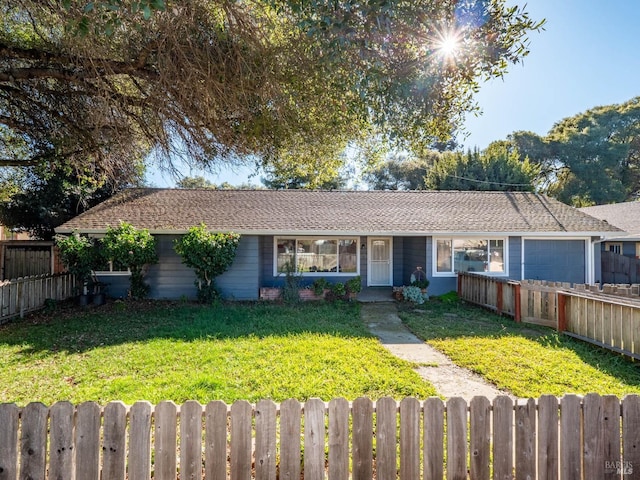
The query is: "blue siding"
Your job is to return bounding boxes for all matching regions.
[508,237,521,280]
[95,273,130,299]
[401,237,427,285]
[392,238,403,286]
[524,239,586,284]
[145,235,259,300]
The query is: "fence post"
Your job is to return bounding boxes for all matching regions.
[557,292,566,332]
[457,273,462,297]
[514,283,521,323]
[496,282,503,315]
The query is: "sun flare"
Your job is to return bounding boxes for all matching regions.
[434,29,463,59]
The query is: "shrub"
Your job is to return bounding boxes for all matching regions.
[281,260,302,304]
[402,285,425,305]
[312,278,329,296]
[101,222,158,299]
[55,232,96,288]
[345,276,362,294]
[331,282,346,297]
[174,224,240,303]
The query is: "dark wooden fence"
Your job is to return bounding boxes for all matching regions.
[1,395,638,480]
[458,272,640,360]
[602,250,640,284]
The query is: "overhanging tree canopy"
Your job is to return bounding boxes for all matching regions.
[1,1,543,176]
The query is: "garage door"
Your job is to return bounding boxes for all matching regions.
[524,239,586,284]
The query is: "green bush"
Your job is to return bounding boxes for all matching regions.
[345,276,362,294]
[174,224,240,303]
[101,222,158,299]
[55,232,96,287]
[312,278,330,296]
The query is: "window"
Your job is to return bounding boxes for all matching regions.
[275,237,358,275]
[636,243,640,259]
[605,242,623,255]
[435,238,506,275]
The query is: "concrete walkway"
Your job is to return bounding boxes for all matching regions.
[360,302,512,401]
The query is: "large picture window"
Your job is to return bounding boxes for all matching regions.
[275,237,359,275]
[435,238,506,275]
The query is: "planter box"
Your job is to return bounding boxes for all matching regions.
[259,287,282,301]
[299,289,327,301]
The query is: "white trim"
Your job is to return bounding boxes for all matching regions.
[367,237,393,286]
[272,236,360,277]
[431,235,509,278]
[56,227,622,238]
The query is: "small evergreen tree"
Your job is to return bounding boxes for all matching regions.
[101,222,158,299]
[174,224,240,303]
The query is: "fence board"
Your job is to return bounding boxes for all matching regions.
[230,401,252,480]
[602,395,621,480]
[352,397,373,480]
[447,397,467,480]
[304,399,326,480]
[515,398,536,480]
[537,395,558,480]
[129,402,152,480]
[154,401,177,480]
[493,396,514,480]
[423,397,444,480]
[328,398,348,480]
[49,401,74,480]
[583,394,604,480]
[469,396,490,480]
[376,397,397,480]
[0,403,19,480]
[181,401,203,480]
[255,399,277,480]
[400,397,420,480]
[205,401,228,480]
[622,396,640,475]
[102,402,127,480]
[20,403,48,480]
[560,395,581,480]
[75,402,100,480]
[279,399,301,480]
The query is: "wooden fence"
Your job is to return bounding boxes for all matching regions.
[1,395,638,480]
[458,272,640,360]
[0,273,76,323]
[602,250,640,284]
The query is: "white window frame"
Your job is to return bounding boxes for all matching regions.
[605,242,623,255]
[432,236,508,277]
[636,242,640,259]
[93,261,131,276]
[273,236,360,277]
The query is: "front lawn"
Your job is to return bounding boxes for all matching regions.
[400,298,640,398]
[0,301,436,405]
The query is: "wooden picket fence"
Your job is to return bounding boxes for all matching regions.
[458,272,640,360]
[0,273,76,323]
[1,395,639,480]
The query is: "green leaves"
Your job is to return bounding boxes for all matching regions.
[102,222,158,298]
[174,224,240,302]
[55,232,96,282]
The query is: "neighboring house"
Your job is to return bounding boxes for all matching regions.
[580,201,640,283]
[579,201,640,258]
[56,189,621,299]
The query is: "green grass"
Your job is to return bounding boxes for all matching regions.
[0,300,436,405]
[400,298,640,398]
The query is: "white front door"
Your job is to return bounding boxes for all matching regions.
[368,238,393,286]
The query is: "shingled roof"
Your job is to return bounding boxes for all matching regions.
[56,189,622,236]
[579,201,640,235]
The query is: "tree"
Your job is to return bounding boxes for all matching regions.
[545,98,640,205]
[176,176,218,190]
[363,153,437,190]
[1,1,543,178]
[174,224,240,302]
[424,147,538,191]
[0,157,143,240]
[101,222,158,298]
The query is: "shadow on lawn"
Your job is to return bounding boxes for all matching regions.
[0,299,367,356]
[400,299,640,391]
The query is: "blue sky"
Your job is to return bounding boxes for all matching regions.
[147,0,640,187]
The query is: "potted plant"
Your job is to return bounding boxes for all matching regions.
[410,267,430,294]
